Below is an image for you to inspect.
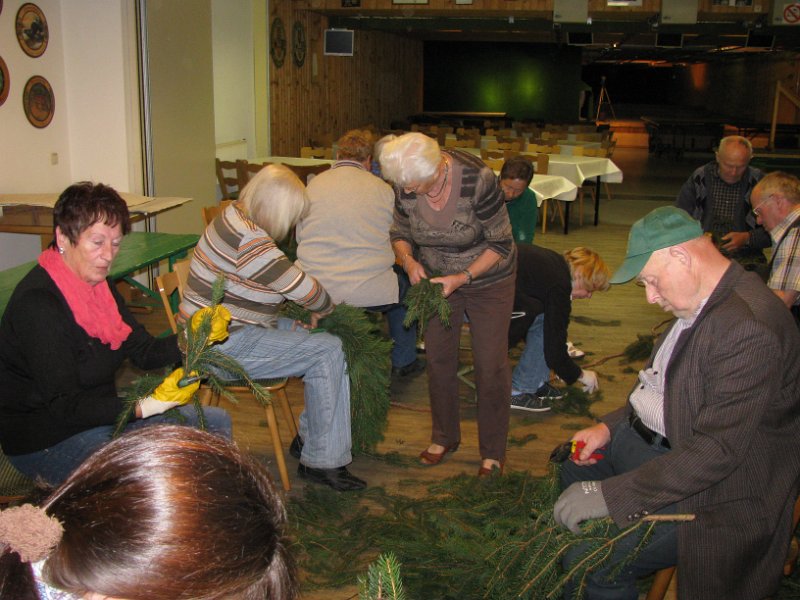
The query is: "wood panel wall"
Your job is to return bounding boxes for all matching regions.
[269,5,423,156]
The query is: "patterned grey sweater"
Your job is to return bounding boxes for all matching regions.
[389,148,516,288]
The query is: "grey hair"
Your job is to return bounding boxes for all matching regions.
[240,164,308,242]
[754,171,800,206]
[717,135,753,160]
[378,132,442,188]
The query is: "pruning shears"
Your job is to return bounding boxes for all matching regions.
[549,440,605,463]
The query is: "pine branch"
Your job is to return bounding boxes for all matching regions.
[280,302,392,453]
[403,278,451,339]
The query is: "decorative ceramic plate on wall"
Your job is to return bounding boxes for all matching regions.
[0,56,9,107]
[23,75,54,128]
[16,3,48,58]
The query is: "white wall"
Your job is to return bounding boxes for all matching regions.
[211,0,255,161]
[0,0,133,269]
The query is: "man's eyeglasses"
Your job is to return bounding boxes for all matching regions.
[752,195,775,217]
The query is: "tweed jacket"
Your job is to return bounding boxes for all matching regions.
[601,262,800,599]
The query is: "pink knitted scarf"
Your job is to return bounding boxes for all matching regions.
[38,248,132,350]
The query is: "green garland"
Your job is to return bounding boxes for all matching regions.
[115,276,271,436]
[281,302,392,453]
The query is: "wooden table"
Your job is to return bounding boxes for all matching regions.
[0,193,192,250]
[0,231,199,317]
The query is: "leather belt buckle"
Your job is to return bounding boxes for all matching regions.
[629,413,670,449]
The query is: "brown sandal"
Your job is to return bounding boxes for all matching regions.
[419,442,460,466]
[477,459,505,477]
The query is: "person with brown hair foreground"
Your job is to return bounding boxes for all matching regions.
[0,425,297,600]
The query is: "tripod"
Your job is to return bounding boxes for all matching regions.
[596,76,616,121]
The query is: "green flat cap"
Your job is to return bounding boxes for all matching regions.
[610,206,703,284]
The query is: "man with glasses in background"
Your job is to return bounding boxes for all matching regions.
[750,171,800,324]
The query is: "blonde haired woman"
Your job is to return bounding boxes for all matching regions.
[180,164,366,491]
[509,244,610,412]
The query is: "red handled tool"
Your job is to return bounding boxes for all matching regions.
[570,440,605,461]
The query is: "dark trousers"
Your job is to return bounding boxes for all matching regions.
[560,420,678,600]
[425,274,515,461]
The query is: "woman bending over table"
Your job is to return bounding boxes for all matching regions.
[0,182,231,486]
[380,132,517,476]
[180,164,365,492]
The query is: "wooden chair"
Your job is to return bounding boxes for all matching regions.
[0,448,34,506]
[483,158,504,171]
[235,159,271,190]
[285,163,331,184]
[647,494,800,600]
[215,158,239,200]
[201,199,234,229]
[155,263,298,492]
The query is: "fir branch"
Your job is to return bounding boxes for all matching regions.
[358,552,407,600]
[281,302,392,453]
[402,278,451,339]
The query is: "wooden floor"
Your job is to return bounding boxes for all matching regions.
[129,145,695,599]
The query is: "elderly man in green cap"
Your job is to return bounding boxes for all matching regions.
[553,206,800,599]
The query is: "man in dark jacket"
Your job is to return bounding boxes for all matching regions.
[675,135,767,266]
[555,206,800,599]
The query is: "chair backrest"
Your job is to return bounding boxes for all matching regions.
[235,160,271,190]
[201,199,234,228]
[285,163,331,184]
[483,158,504,172]
[215,158,239,200]
[155,258,192,334]
[535,153,549,174]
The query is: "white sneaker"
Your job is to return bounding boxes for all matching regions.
[567,341,585,358]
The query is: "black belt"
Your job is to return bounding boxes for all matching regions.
[629,413,671,449]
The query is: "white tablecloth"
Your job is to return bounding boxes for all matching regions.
[546,155,623,186]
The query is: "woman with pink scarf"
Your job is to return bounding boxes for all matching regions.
[0,182,230,486]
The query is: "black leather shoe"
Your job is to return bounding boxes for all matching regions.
[289,435,303,460]
[392,358,426,377]
[297,464,367,491]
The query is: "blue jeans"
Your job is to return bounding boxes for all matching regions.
[8,405,231,487]
[216,317,352,469]
[560,421,677,599]
[511,314,549,393]
[366,266,417,368]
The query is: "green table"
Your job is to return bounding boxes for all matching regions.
[0,231,199,317]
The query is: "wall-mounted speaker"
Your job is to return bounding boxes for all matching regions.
[567,32,593,46]
[656,33,684,48]
[746,31,774,48]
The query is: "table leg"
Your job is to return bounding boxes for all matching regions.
[564,202,570,235]
[594,176,601,226]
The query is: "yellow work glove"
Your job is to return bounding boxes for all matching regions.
[138,368,201,418]
[191,305,232,343]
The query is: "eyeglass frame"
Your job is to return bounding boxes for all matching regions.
[752,194,776,217]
